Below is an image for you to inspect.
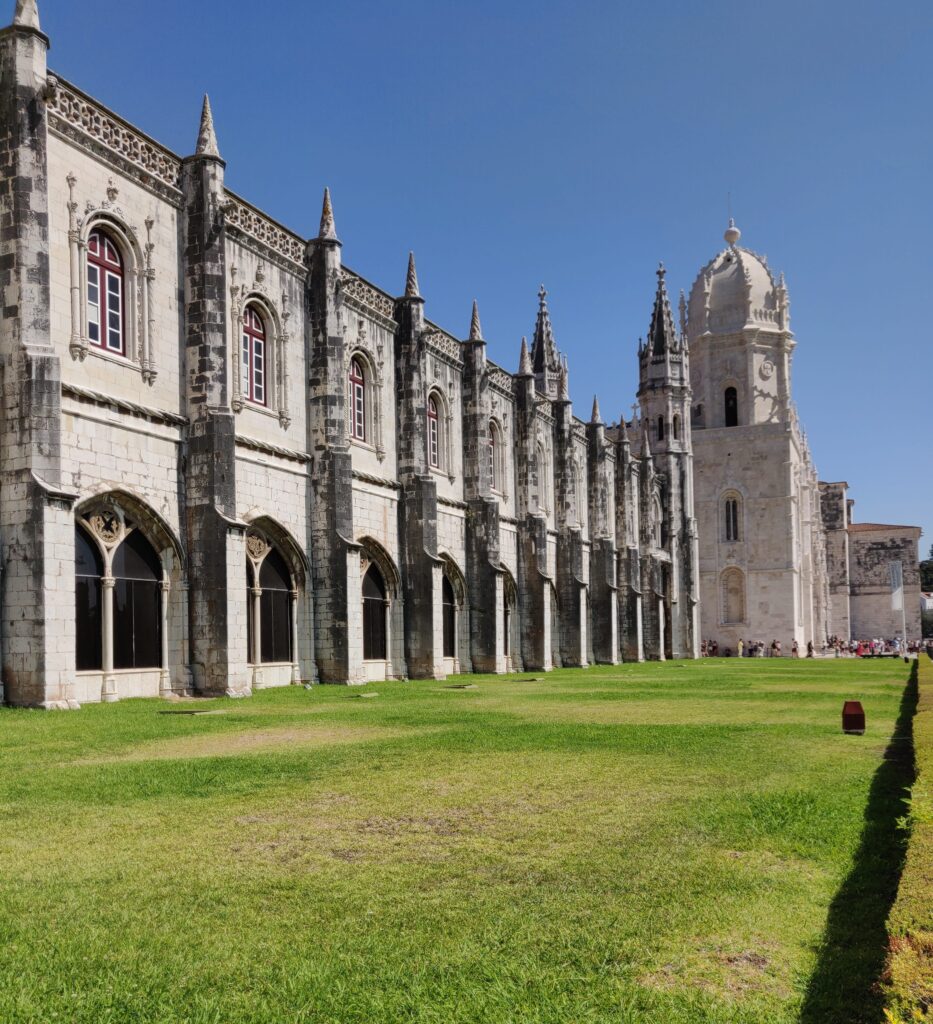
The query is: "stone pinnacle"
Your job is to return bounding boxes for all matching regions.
[13,0,39,29]
[195,94,220,159]
[405,252,420,299]
[469,300,483,341]
[518,336,532,375]
[319,187,337,241]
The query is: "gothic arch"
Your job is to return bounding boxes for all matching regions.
[76,489,184,571]
[721,567,746,624]
[357,536,401,597]
[426,385,453,476]
[242,511,308,586]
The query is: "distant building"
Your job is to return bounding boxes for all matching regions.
[686,222,921,649]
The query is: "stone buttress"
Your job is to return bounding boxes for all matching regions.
[515,338,551,671]
[180,97,250,696]
[587,400,618,664]
[615,419,644,662]
[0,8,77,708]
[461,303,507,673]
[306,190,360,684]
[553,369,587,667]
[392,255,443,679]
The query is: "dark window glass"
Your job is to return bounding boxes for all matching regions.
[75,526,103,671]
[258,549,292,664]
[363,564,387,660]
[657,416,665,441]
[724,387,738,427]
[442,575,456,658]
[673,415,680,440]
[112,529,161,670]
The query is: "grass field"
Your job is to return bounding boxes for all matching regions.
[0,657,916,1024]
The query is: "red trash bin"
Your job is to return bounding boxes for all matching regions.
[842,700,865,735]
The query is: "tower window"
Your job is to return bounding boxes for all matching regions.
[86,229,125,355]
[657,416,665,441]
[673,415,680,440]
[242,306,267,405]
[349,357,366,441]
[724,497,740,541]
[427,397,440,468]
[724,387,738,427]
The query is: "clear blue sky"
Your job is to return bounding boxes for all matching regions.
[36,0,932,551]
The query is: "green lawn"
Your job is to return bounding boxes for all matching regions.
[0,658,916,1024]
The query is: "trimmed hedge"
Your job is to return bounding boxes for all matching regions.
[885,654,933,1021]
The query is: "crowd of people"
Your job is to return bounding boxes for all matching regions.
[700,636,931,658]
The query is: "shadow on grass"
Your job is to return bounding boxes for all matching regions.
[799,660,918,1024]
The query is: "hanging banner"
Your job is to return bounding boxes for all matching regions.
[890,561,904,612]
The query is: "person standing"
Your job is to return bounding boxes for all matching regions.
[738,638,744,658]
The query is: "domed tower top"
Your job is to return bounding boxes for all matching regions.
[686,223,790,341]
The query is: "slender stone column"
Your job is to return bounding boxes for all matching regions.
[159,579,171,696]
[251,584,262,684]
[101,576,117,702]
[290,589,300,683]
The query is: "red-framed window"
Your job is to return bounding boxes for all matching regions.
[241,306,266,405]
[87,229,125,354]
[349,357,366,440]
[427,397,440,468]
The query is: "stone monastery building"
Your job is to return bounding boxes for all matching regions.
[0,2,918,707]
[0,0,701,708]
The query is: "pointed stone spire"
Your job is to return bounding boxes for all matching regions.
[405,251,420,299]
[678,289,688,339]
[648,262,677,356]
[195,94,220,159]
[618,412,630,444]
[591,395,602,424]
[557,362,570,401]
[468,299,483,341]
[641,416,652,460]
[318,187,337,241]
[531,284,560,374]
[13,0,39,29]
[517,336,532,376]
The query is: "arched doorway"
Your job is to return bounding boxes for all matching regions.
[245,527,301,688]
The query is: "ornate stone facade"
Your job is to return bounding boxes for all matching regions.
[687,220,920,652]
[0,2,699,707]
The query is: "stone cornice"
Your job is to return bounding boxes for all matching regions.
[62,382,186,427]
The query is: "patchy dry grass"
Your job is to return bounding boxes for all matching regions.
[0,657,915,1023]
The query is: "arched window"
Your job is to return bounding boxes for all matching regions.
[242,305,267,405]
[86,228,125,354]
[672,415,680,440]
[724,386,738,427]
[442,575,456,658]
[722,567,746,624]
[349,357,366,441]
[657,416,665,441]
[427,396,440,469]
[75,525,103,671]
[537,442,549,512]
[724,497,740,541]
[362,564,387,660]
[112,529,162,669]
[488,422,501,492]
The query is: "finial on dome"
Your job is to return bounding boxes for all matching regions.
[13,0,40,29]
[724,216,741,248]
[469,300,483,341]
[405,251,420,298]
[195,94,220,158]
[318,187,337,241]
